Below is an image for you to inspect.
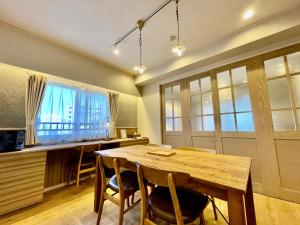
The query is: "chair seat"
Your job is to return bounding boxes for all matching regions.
[148,186,208,224]
[108,170,139,195]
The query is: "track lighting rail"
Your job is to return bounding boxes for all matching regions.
[111,0,173,47]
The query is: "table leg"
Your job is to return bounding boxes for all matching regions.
[227,190,246,225]
[245,174,257,225]
[94,156,101,212]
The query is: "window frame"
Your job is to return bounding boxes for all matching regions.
[187,74,216,134]
[161,81,184,135]
[35,82,109,144]
[262,50,300,132]
[215,64,255,132]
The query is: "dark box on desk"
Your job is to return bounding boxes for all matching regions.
[0,129,25,153]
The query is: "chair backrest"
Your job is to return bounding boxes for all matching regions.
[100,154,128,169]
[74,144,100,166]
[74,144,100,152]
[178,146,217,154]
[137,163,190,187]
[83,144,100,152]
[136,162,190,225]
[98,155,129,197]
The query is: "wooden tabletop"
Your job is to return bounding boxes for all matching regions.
[96,145,252,192]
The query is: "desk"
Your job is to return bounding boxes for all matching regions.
[0,137,149,156]
[0,138,149,216]
[94,145,256,225]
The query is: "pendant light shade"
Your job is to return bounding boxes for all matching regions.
[172,45,186,57]
[134,20,146,74]
[134,65,146,74]
[112,45,120,55]
[173,0,185,57]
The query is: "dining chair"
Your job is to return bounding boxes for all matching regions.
[96,155,140,225]
[177,146,218,221]
[136,162,209,225]
[67,144,100,191]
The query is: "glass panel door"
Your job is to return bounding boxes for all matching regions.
[163,84,183,132]
[189,76,215,132]
[217,65,255,132]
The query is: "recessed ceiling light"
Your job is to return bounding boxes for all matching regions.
[243,9,254,20]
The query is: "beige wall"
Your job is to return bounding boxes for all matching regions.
[116,93,137,128]
[0,64,27,128]
[137,83,161,144]
[0,22,139,129]
[0,63,138,129]
[0,22,139,96]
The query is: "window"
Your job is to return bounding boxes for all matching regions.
[189,77,215,131]
[164,84,182,131]
[217,66,255,131]
[36,82,109,144]
[264,51,300,131]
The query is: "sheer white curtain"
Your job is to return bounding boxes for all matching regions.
[36,82,109,144]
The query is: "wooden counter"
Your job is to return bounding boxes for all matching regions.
[0,137,149,156]
[0,137,149,215]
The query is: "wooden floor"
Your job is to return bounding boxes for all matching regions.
[1,181,300,225]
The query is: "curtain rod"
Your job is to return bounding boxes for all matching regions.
[110,0,173,47]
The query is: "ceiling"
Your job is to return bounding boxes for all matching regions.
[1,0,300,75]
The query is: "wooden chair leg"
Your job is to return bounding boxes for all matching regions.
[131,193,135,204]
[88,171,91,181]
[67,166,72,186]
[126,197,130,208]
[96,191,105,225]
[119,198,125,225]
[76,172,80,192]
[211,197,218,220]
[199,212,206,225]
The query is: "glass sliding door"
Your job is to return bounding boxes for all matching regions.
[216,66,255,132]
[264,51,300,131]
[189,77,215,132]
[162,82,188,147]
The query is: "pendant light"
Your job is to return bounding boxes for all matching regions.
[134,20,146,74]
[172,0,185,57]
[112,44,120,55]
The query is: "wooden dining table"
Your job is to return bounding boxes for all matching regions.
[94,145,256,225]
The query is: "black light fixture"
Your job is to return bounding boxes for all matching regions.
[133,20,146,74]
[172,0,185,57]
[109,0,186,71]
